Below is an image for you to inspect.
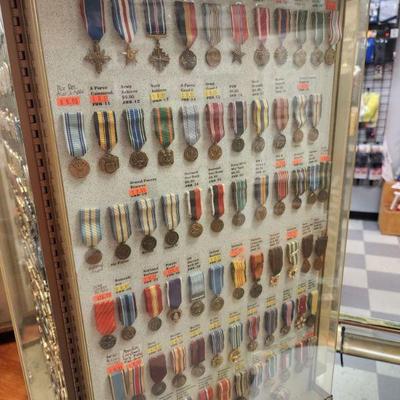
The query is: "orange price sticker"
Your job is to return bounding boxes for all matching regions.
[230,245,245,258]
[163,265,180,277]
[107,362,124,374]
[287,228,298,240]
[297,82,310,91]
[129,185,148,197]
[92,291,112,303]
[143,274,157,284]
[320,154,330,162]
[56,96,81,107]
[275,159,286,168]
[90,94,110,104]
[293,157,304,166]
[325,0,337,10]
[126,359,142,369]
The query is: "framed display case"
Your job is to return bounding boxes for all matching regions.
[0,0,369,399]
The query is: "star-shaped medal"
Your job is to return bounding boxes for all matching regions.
[231,47,245,64]
[123,44,138,65]
[84,42,111,74]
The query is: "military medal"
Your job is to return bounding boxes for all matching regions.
[108,203,132,260]
[314,234,328,271]
[268,246,283,286]
[111,0,138,65]
[293,10,308,67]
[273,8,290,65]
[310,11,325,67]
[175,1,198,70]
[251,99,268,152]
[202,3,222,67]
[306,290,319,327]
[230,3,249,64]
[144,0,170,71]
[229,101,247,152]
[80,0,111,73]
[279,348,292,381]
[286,240,299,279]
[181,105,200,162]
[206,103,225,160]
[307,164,320,204]
[79,208,103,265]
[265,354,277,384]
[301,234,314,273]
[264,308,278,346]
[280,300,295,336]
[117,292,137,340]
[153,107,175,166]
[199,386,214,400]
[273,170,289,215]
[295,294,307,329]
[247,315,260,351]
[124,360,146,399]
[209,264,224,311]
[325,11,342,65]
[149,354,167,395]
[234,370,249,400]
[186,187,203,237]
[253,6,270,66]
[254,175,268,220]
[249,363,263,396]
[308,93,322,142]
[190,337,206,377]
[161,193,180,247]
[135,198,157,252]
[273,98,288,149]
[94,111,120,174]
[231,180,247,226]
[217,379,231,400]
[189,270,205,316]
[166,277,182,322]
[231,257,246,299]
[94,298,117,349]
[292,95,307,144]
[209,328,224,367]
[170,345,187,388]
[228,322,243,362]
[249,252,264,298]
[108,367,127,400]
[291,168,307,209]
[144,284,163,331]
[318,161,331,202]
[125,108,148,169]
[209,183,225,232]
[63,112,90,178]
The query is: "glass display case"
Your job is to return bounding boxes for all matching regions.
[0,0,369,399]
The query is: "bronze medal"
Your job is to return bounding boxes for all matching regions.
[253,136,265,153]
[115,243,131,260]
[231,46,245,64]
[179,48,197,70]
[288,267,297,279]
[121,326,136,340]
[306,314,316,327]
[189,222,203,238]
[99,153,119,174]
[85,248,103,265]
[293,128,304,144]
[151,382,166,396]
[149,41,170,72]
[255,205,267,221]
[208,143,222,160]
[280,325,290,336]
[310,48,324,66]
[233,287,245,300]
[165,230,179,247]
[273,201,285,216]
[148,317,162,331]
[293,47,306,67]
[247,340,258,352]
[295,315,306,330]
[314,257,324,271]
[232,212,246,227]
[273,133,286,149]
[229,349,241,363]
[184,145,198,162]
[168,308,182,322]
[292,197,302,210]
[130,151,148,169]
[318,189,329,202]
[84,41,111,74]
[142,235,157,252]
[211,354,223,367]
[307,192,317,205]
[122,44,138,65]
[211,218,224,233]
[210,295,224,311]
[232,137,245,152]
[190,300,205,316]
[264,335,274,347]
[191,364,205,377]
[172,374,187,388]
[250,282,263,298]
[158,148,174,166]
[274,46,288,65]
[308,127,319,142]
[69,157,90,178]
[301,258,311,273]
[99,334,116,350]
[325,47,336,65]
[270,274,279,287]
[254,44,270,66]
[206,47,221,67]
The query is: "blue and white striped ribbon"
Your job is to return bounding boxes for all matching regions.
[161,193,180,230]
[250,362,264,389]
[108,203,132,243]
[308,164,320,192]
[209,264,224,296]
[135,198,157,235]
[111,0,138,43]
[63,112,88,157]
[229,322,244,350]
[108,370,127,400]
[209,328,224,354]
[265,354,277,380]
[188,270,205,301]
[125,108,147,151]
[79,208,102,247]
[117,292,137,327]
[80,0,106,42]
[181,105,200,146]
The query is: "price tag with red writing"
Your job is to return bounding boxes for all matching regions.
[57,96,81,106]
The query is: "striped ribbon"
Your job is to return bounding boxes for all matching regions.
[280,348,292,370]
[149,354,167,384]
[265,354,277,380]
[80,0,106,42]
[328,11,342,47]
[186,187,202,221]
[274,170,289,201]
[297,294,307,315]
[292,168,307,197]
[251,99,269,135]
[230,3,249,46]
[320,161,331,190]
[108,369,126,400]
[94,111,118,152]
[231,257,247,288]
[282,300,295,328]
[124,360,145,397]
[292,95,307,128]
[273,98,289,132]
[108,203,132,243]
[153,107,175,148]
[111,0,137,44]
[217,378,231,400]
[209,264,224,296]
[254,176,269,206]
[170,345,186,375]
[294,10,308,46]
[286,240,300,266]
[94,299,116,335]
[135,198,157,235]
[309,94,322,128]
[63,112,88,157]
[247,315,260,341]
[181,105,200,146]
[229,322,244,349]
[308,164,320,192]
[311,12,325,46]
[125,108,147,151]
[229,101,247,137]
[264,308,278,336]
[199,386,214,400]
[209,184,225,218]
[206,103,225,144]
[161,193,180,230]
[250,362,264,389]
[274,8,291,43]
[166,277,182,310]
[209,328,224,354]
[189,271,205,301]
[308,289,319,315]
[190,337,205,365]
[250,252,264,280]
[143,0,167,37]
[232,179,247,213]
[202,3,222,47]
[234,370,249,397]
[175,1,198,48]
[254,6,270,42]
[144,284,163,317]
[116,292,137,327]
[79,208,102,247]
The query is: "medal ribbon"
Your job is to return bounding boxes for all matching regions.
[189,270,205,302]
[265,354,277,380]
[153,107,175,148]
[144,284,163,317]
[295,10,308,46]
[108,369,126,400]
[282,300,295,328]
[181,105,200,146]
[79,208,102,247]
[170,345,186,375]
[254,6,270,43]
[209,184,225,218]
[308,164,320,193]
[251,99,269,135]
[117,292,137,327]
[135,198,157,235]
[254,175,269,206]
[315,235,328,257]
[286,240,300,266]
[209,328,224,355]
[206,103,225,144]
[274,8,291,44]
[292,168,307,197]
[280,348,292,370]
[63,112,88,157]
[309,94,322,128]
[273,98,289,132]
[80,0,106,42]
[297,294,307,315]
[230,3,249,46]
[229,101,247,137]
[111,0,137,44]
[175,1,198,48]
[292,95,307,128]
[161,193,180,230]
[94,111,118,152]
[250,362,264,389]
[269,247,283,276]
[231,257,247,288]
[190,337,205,366]
[199,386,214,400]
[144,0,167,37]
[247,315,260,341]
[311,12,325,47]
[229,322,244,349]
[274,170,289,201]
[308,289,319,315]
[124,360,145,397]
[125,108,147,151]
[250,252,264,281]
[108,203,132,243]
[264,307,278,336]
[232,179,247,213]
[186,187,202,221]
[302,234,314,258]
[94,299,116,335]
[202,3,222,47]
[320,161,331,190]
[234,371,249,398]
[328,10,342,47]
[217,378,231,400]
[209,264,224,296]
[149,354,167,384]
[166,277,182,310]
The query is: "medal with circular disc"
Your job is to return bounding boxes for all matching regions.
[69,158,90,178]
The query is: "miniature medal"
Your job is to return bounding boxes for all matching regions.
[202,3,222,67]
[254,6,270,66]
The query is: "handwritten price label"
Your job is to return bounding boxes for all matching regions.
[297,82,310,91]
[129,185,148,197]
[209,254,222,264]
[56,96,80,106]
[143,274,157,284]
[163,265,180,277]
[275,159,286,168]
[147,343,162,355]
[107,363,124,374]
[150,90,168,102]
[115,282,131,294]
[325,0,337,10]
[181,89,196,101]
[230,246,245,257]
[90,94,109,104]
[293,156,304,166]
